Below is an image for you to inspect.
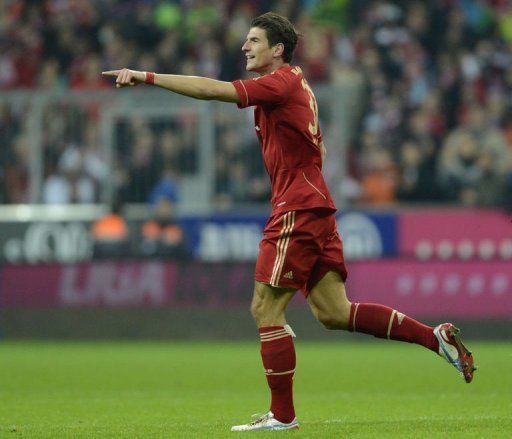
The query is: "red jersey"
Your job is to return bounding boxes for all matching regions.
[232,65,336,215]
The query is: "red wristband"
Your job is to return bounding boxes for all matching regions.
[144,72,155,85]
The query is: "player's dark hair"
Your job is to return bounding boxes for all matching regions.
[251,12,298,63]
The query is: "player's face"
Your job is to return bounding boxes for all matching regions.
[242,27,279,75]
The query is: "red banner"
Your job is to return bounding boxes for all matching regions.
[1,260,511,318]
[400,208,512,260]
[0,262,179,308]
[345,260,512,318]
[0,262,254,308]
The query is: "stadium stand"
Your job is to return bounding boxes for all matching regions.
[1,0,511,209]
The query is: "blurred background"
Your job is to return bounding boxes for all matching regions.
[1,0,511,339]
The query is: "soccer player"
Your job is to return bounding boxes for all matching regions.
[102,12,476,432]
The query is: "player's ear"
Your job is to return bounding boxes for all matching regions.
[273,43,284,59]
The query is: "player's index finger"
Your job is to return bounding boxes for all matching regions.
[101,70,121,76]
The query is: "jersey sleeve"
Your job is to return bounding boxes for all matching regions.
[232,70,293,108]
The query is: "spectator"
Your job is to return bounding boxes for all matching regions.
[472,151,507,207]
[360,149,398,206]
[3,132,30,203]
[438,132,482,202]
[140,187,188,260]
[42,145,96,204]
[148,168,180,207]
[396,140,438,202]
[120,124,159,203]
[91,198,130,259]
[504,162,512,210]
[158,129,181,175]
[37,59,62,90]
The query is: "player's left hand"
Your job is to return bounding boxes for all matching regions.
[102,68,145,88]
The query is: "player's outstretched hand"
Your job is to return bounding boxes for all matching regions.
[102,68,146,88]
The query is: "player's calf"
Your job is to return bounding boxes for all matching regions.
[346,303,439,351]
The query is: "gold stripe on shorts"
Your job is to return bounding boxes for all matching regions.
[270,211,296,286]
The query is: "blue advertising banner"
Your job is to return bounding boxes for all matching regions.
[337,211,397,260]
[180,214,267,261]
[181,211,398,261]
[0,211,397,263]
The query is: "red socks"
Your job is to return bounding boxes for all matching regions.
[348,303,439,352]
[259,326,296,424]
[258,307,437,423]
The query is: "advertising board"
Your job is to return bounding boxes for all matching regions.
[400,208,512,261]
[2,260,510,318]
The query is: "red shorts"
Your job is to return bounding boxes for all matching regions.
[255,208,348,296]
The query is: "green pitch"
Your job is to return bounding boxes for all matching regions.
[1,341,511,438]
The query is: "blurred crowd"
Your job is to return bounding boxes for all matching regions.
[91,194,190,260]
[1,0,512,209]
[343,0,512,208]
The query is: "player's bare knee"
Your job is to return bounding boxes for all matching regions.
[250,298,275,326]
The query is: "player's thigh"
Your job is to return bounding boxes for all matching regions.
[251,281,296,327]
[307,270,351,330]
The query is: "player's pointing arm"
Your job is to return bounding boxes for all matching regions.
[101,68,240,103]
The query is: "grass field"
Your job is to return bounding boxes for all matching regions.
[1,341,511,438]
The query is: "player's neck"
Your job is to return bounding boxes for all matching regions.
[257,60,288,76]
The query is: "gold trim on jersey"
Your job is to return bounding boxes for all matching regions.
[302,171,327,199]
